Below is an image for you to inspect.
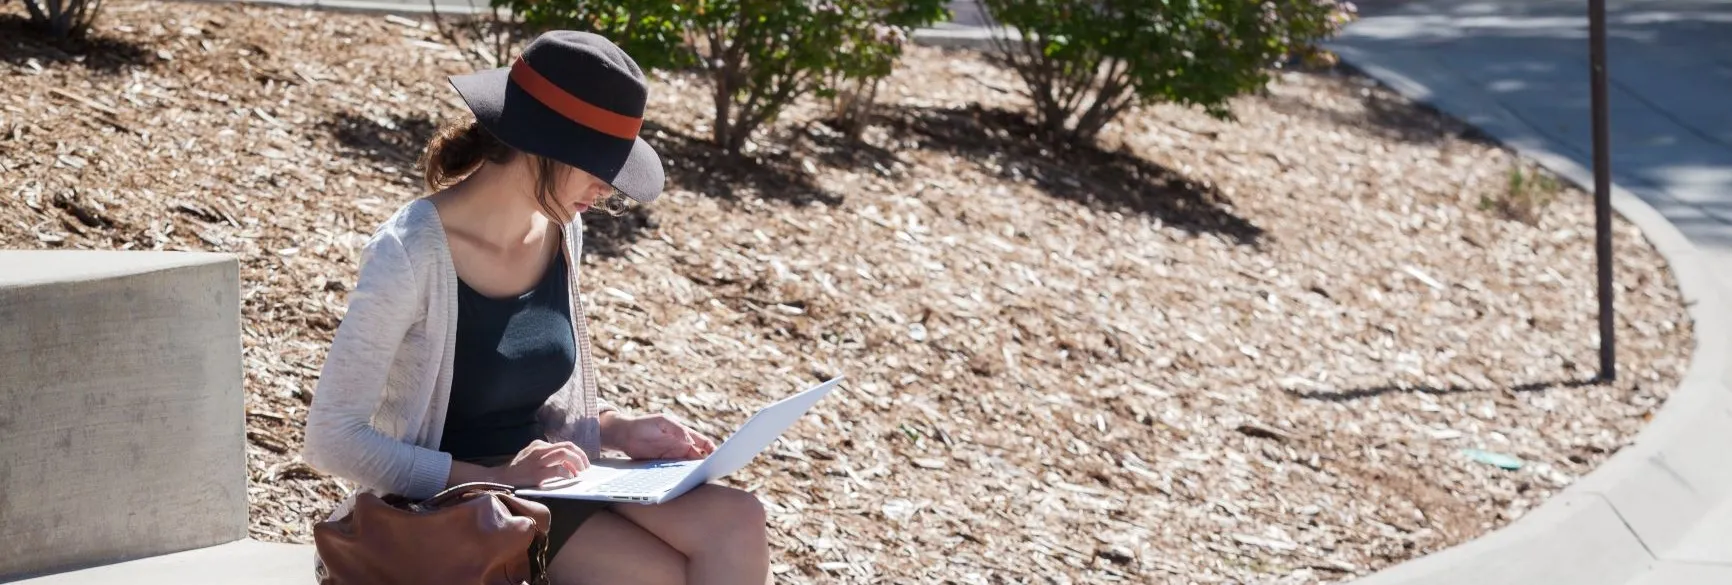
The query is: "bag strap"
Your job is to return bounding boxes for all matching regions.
[528,531,551,585]
[419,482,517,508]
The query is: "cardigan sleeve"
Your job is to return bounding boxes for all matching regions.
[303,229,453,500]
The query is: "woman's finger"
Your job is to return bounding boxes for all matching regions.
[530,463,574,487]
[558,442,590,470]
[547,441,582,459]
[534,443,588,470]
[512,440,549,466]
[679,427,714,456]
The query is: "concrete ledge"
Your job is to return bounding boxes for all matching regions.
[1328,19,1732,585]
[0,251,245,580]
[3,540,313,585]
[910,25,1022,50]
[177,0,495,16]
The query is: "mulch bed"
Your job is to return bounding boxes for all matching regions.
[0,2,1694,583]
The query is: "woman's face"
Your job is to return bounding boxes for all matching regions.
[552,165,616,217]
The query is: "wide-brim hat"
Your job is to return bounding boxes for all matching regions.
[448,31,664,204]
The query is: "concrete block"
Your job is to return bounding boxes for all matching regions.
[0,251,244,580]
[4,540,314,585]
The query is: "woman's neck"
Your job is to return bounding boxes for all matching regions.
[434,161,554,254]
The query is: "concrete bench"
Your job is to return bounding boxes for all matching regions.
[5,541,313,585]
[0,251,313,584]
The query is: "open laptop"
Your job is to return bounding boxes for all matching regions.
[516,376,844,504]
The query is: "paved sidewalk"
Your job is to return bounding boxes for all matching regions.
[1329,0,1732,279]
[1329,2,1732,584]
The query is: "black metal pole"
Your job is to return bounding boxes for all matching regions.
[1590,0,1615,380]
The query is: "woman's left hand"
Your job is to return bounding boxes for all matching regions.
[614,413,717,460]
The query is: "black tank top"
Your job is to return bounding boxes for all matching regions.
[440,248,576,461]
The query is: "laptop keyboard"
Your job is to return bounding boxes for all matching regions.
[591,464,692,495]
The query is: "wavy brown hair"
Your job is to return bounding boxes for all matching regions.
[420,118,625,221]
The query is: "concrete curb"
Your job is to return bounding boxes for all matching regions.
[1327,40,1732,585]
[910,25,1020,50]
[186,0,1013,49]
[177,0,493,16]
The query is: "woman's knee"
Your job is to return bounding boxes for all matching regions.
[614,484,769,556]
[551,511,686,585]
[696,485,768,534]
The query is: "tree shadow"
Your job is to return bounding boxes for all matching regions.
[0,13,155,74]
[876,104,1265,246]
[797,118,905,176]
[318,111,440,167]
[580,205,653,261]
[644,121,841,207]
[1286,378,1602,402]
[1264,65,1500,146]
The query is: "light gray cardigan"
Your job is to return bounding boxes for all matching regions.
[303,198,614,509]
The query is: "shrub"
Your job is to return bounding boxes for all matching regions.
[429,1,531,70]
[826,0,948,139]
[21,0,107,38]
[501,0,947,154]
[1482,163,1561,225]
[980,0,1357,145]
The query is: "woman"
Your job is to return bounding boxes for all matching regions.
[303,31,771,585]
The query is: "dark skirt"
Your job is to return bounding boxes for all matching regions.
[462,454,610,558]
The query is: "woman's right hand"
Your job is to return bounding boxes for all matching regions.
[492,440,591,488]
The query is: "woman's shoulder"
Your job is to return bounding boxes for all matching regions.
[357,198,449,278]
[368,198,446,257]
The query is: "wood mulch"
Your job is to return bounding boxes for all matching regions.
[0,2,1693,583]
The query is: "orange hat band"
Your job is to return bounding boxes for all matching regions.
[509,56,643,141]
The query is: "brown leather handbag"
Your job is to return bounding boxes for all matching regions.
[313,482,553,585]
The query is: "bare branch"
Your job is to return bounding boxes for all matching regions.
[1072,63,1137,142]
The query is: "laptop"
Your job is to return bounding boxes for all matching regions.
[516,376,844,504]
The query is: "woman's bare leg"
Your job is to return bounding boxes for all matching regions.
[612,485,770,585]
[550,510,688,585]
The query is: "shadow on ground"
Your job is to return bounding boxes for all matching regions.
[1264,65,1500,146]
[319,111,440,167]
[0,14,154,73]
[799,118,905,175]
[580,205,652,260]
[877,104,1265,246]
[645,122,841,207]
[1287,378,1602,401]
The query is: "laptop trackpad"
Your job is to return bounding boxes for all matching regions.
[528,458,698,493]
